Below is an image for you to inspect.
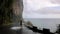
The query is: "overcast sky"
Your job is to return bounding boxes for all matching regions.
[23,0,60,18]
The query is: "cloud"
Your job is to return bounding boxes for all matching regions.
[50,0,60,4]
[35,6,60,14]
[23,0,60,18]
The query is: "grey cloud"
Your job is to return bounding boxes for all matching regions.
[35,6,60,14]
[50,0,60,4]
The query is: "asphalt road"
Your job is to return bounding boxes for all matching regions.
[20,27,41,34]
[0,24,41,34]
[10,26,41,34]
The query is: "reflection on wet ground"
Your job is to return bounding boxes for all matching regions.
[0,26,41,34]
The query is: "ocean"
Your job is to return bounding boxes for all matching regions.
[23,18,60,32]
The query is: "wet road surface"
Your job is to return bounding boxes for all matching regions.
[0,26,41,34]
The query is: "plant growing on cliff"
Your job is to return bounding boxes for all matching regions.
[0,0,14,26]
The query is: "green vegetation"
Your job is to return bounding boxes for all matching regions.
[0,0,14,26]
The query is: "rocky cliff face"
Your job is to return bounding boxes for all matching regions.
[0,0,23,26]
[12,0,23,23]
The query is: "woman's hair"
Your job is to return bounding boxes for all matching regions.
[0,0,15,25]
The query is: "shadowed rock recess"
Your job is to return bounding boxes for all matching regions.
[0,0,23,34]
